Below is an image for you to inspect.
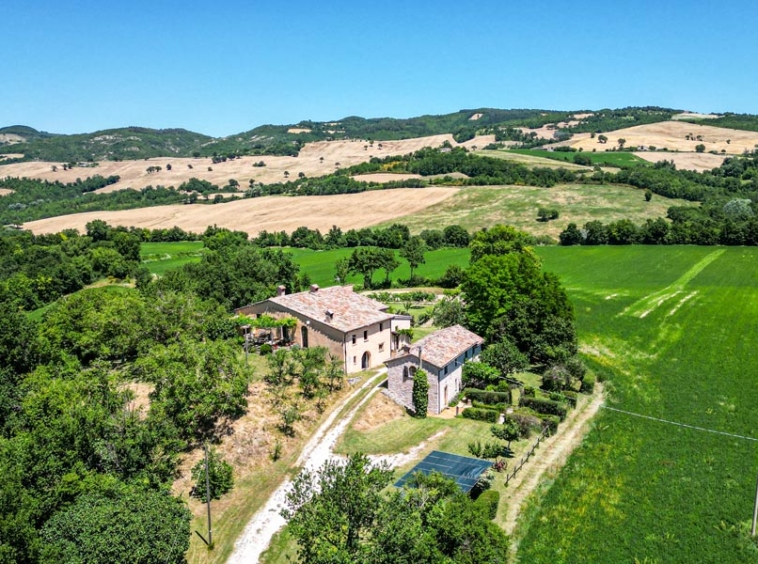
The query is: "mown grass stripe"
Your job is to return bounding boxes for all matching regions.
[620,248,725,317]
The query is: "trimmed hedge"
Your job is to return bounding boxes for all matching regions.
[465,388,511,406]
[563,390,578,408]
[461,407,500,423]
[540,414,561,435]
[520,397,568,421]
[474,490,501,520]
[472,401,508,412]
[580,372,596,394]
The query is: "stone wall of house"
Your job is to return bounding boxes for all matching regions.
[386,357,442,414]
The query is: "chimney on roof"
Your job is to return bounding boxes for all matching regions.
[276,285,286,297]
[310,284,319,293]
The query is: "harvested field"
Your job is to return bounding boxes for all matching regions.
[459,134,496,148]
[23,187,458,235]
[0,134,498,194]
[350,173,422,183]
[633,151,726,171]
[564,120,758,154]
[0,188,13,196]
[0,134,468,193]
[671,112,720,120]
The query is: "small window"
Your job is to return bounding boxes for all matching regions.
[379,322,383,331]
[379,343,384,352]
[444,365,448,375]
[352,334,356,345]
[403,366,409,379]
[363,330,368,342]
[353,356,357,365]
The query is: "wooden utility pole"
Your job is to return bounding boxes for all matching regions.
[752,468,758,537]
[204,443,213,548]
[195,444,214,548]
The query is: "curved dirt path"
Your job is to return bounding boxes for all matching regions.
[227,371,384,564]
[503,384,605,536]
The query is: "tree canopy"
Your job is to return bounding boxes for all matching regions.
[462,225,576,364]
[283,454,509,564]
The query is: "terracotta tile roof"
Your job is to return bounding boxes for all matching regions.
[406,325,483,368]
[269,285,393,333]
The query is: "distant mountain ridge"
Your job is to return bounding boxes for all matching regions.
[6,106,754,163]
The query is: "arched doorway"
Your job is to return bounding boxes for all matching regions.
[361,351,371,370]
[301,326,309,348]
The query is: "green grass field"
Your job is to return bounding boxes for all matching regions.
[514,246,758,563]
[286,247,470,287]
[507,148,647,168]
[141,241,204,275]
[139,241,204,258]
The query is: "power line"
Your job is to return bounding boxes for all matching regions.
[601,405,758,443]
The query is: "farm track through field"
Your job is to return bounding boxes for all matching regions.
[621,249,724,318]
[506,386,605,546]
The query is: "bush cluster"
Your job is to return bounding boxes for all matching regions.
[520,397,568,421]
[474,490,501,520]
[461,407,500,423]
[580,372,596,394]
[464,388,511,406]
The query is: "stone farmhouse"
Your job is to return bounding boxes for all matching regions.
[236,285,412,374]
[386,324,484,414]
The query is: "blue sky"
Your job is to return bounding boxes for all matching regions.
[3,0,757,136]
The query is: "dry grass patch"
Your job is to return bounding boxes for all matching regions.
[633,151,726,171]
[565,120,758,155]
[380,184,694,238]
[351,392,406,433]
[478,150,593,171]
[122,381,154,416]
[0,188,14,196]
[350,172,422,183]
[671,112,720,121]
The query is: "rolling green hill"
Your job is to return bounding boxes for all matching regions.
[0,106,684,162]
[0,126,212,162]
[0,125,55,141]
